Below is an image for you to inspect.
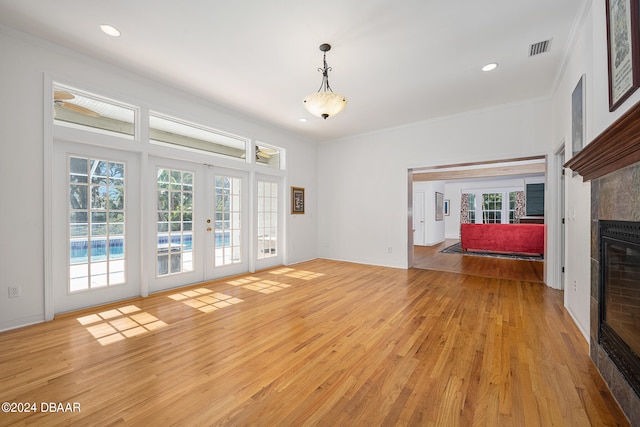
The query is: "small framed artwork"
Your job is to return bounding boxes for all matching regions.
[572,74,586,157]
[291,187,305,214]
[444,199,450,216]
[435,192,444,221]
[605,0,640,111]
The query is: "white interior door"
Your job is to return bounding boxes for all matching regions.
[53,141,141,314]
[413,191,425,246]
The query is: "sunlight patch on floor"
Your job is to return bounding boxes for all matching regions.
[77,305,167,346]
[226,276,291,294]
[226,277,261,286]
[269,268,325,280]
[168,288,243,313]
[242,279,290,294]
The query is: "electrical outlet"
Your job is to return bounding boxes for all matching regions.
[8,285,20,298]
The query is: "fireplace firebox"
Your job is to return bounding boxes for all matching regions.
[599,220,640,398]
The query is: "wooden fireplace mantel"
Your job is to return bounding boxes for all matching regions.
[565,100,640,181]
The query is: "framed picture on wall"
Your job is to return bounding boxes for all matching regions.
[435,192,444,221]
[606,0,640,111]
[444,199,450,216]
[291,187,305,214]
[572,74,586,157]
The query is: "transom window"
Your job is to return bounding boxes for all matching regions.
[150,113,247,160]
[52,83,286,169]
[255,142,283,170]
[53,84,135,139]
[68,156,126,292]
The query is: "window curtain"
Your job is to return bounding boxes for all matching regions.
[460,193,470,224]
[514,191,525,223]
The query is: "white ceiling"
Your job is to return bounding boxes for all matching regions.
[0,0,586,142]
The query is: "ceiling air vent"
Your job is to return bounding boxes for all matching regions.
[529,39,551,57]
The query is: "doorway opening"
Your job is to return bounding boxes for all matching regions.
[408,156,550,283]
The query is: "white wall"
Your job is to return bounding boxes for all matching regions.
[549,1,640,341]
[317,98,554,269]
[550,1,594,340]
[0,28,318,331]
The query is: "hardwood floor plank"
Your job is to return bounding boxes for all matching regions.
[0,259,629,426]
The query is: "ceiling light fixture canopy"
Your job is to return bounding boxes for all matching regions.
[303,43,347,119]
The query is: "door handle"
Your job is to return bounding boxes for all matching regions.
[206,227,212,232]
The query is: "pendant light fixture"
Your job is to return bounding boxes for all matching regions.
[303,43,347,119]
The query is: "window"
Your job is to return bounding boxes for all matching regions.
[156,168,194,276]
[150,113,247,160]
[69,156,126,291]
[214,175,242,266]
[53,84,135,139]
[255,142,283,170]
[467,194,476,223]
[257,181,278,259]
[465,190,524,224]
[482,193,502,223]
[52,82,287,293]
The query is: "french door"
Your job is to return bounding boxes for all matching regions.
[53,145,257,313]
[52,142,141,314]
[147,157,249,293]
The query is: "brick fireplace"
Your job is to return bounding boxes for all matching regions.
[567,102,640,425]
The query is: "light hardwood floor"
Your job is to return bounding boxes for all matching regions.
[414,239,544,283]
[0,258,628,426]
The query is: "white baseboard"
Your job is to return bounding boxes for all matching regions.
[0,314,46,333]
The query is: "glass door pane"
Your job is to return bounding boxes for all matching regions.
[257,180,278,259]
[255,176,282,271]
[156,168,194,276]
[69,157,126,292]
[148,158,203,293]
[214,175,242,266]
[205,168,249,279]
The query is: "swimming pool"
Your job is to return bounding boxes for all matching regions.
[70,231,230,263]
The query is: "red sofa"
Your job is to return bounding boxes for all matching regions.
[460,223,544,255]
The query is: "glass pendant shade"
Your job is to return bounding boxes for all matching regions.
[303,43,347,119]
[303,91,347,119]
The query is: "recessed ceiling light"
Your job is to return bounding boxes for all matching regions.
[298,118,308,123]
[482,63,498,72]
[100,24,121,37]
